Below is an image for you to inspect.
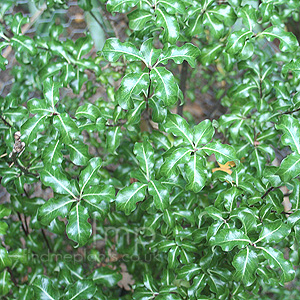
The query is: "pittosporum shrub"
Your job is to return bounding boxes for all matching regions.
[0,0,300,299]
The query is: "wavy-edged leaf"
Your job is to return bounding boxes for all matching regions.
[42,139,63,165]
[133,139,154,180]
[261,26,298,52]
[106,0,138,13]
[161,147,192,177]
[82,186,114,219]
[65,280,97,300]
[116,72,149,109]
[79,157,102,194]
[75,103,101,122]
[158,43,200,68]
[200,43,223,66]
[38,197,76,226]
[232,247,258,286]
[277,152,300,182]
[40,166,76,198]
[193,119,214,147]
[21,114,48,144]
[209,228,251,251]
[156,7,179,44]
[32,275,60,300]
[148,180,169,210]
[53,113,78,144]
[66,204,92,247]
[102,38,145,63]
[150,67,179,106]
[185,154,206,193]
[201,142,238,165]
[11,36,37,55]
[128,10,152,30]
[67,141,91,166]
[0,247,11,271]
[226,29,253,55]
[258,246,295,283]
[116,182,147,215]
[93,267,122,287]
[43,77,60,109]
[163,113,193,145]
[255,220,290,244]
[276,115,300,154]
[106,126,122,153]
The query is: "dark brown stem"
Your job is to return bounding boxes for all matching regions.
[17,212,28,236]
[7,267,18,286]
[282,107,300,115]
[41,229,52,253]
[261,186,274,199]
[0,116,12,128]
[178,60,188,117]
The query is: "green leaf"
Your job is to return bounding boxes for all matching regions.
[82,186,114,219]
[201,142,238,164]
[43,78,60,109]
[93,267,122,287]
[276,115,300,154]
[66,203,92,247]
[209,229,251,251]
[106,0,138,13]
[53,113,78,144]
[0,270,12,296]
[261,26,299,52]
[42,139,63,165]
[32,275,60,300]
[75,103,101,122]
[65,280,97,300]
[150,67,180,106]
[11,36,37,55]
[290,180,300,210]
[0,205,11,218]
[158,43,201,68]
[102,38,145,63]
[148,180,169,210]
[238,5,257,31]
[21,114,48,144]
[255,220,290,244]
[116,72,150,109]
[156,8,179,44]
[106,126,122,153]
[66,141,91,166]
[163,113,193,145]
[226,29,253,55]
[128,10,152,31]
[0,247,11,271]
[232,247,258,286]
[115,182,147,215]
[133,140,154,180]
[27,98,53,115]
[79,157,102,194]
[258,246,295,283]
[161,147,192,177]
[177,263,202,280]
[200,43,223,66]
[193,119,214,147]
[185,154,206,193]
[40,166,76,198]
[277,153,300,182]
[38,197,76,225]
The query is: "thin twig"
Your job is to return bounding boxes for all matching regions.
[178,60,188,117]
[17,212,28,236]
[89,11,109,39]
[7,267,18,286]
[41,229,52,253]
[282,107,300,115]
[261,186,274,199]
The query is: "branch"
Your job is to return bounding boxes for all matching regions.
[261,186,274,199]
[177,60,188,117]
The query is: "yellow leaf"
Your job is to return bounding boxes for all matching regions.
[212,161,235,175]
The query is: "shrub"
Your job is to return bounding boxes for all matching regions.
[0,0,300,299]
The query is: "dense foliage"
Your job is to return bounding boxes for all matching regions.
[0,0,300,299]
